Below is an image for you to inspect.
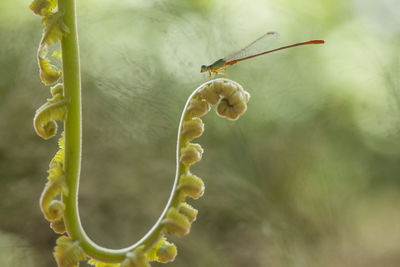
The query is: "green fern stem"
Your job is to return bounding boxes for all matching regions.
[58,0,85,254]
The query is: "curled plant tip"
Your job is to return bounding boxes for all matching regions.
[177,203,198,223]
[40,175,68,221]
[88,258,120,267]
[29,0,56,16]
[179,143,203,166]
[216,89,250,121]
[155,240,177,263]
[181,117,204,141]
[50,218,66,234]
[121,246,150,267]
[162,207,191,237]
[145,237,177,263]
[177,173,204,200]
[37,12,69,85]
[186,97,210,118]
[39,56,62,85]
[54,236,86,267]
[216,98,245,120]
[33,96,68,139]
[48,200,65,221]
[187,79,250,122]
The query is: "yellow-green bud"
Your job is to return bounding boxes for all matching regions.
[162,207,191,237]
[178,203,198,223]
[156,241,177,263]
[177,173,204,200]
[48,200,65,221]
[216,98,248,121]
[181,118,204,141]
[179,143,203,166]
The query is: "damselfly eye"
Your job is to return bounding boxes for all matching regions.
[200,65,207,73]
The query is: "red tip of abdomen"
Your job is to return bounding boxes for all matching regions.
[309,40,325,44]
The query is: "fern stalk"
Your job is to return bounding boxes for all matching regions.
[58,0,82,242]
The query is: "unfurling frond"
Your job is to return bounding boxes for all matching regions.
[145,238,177,263]
[33,92,68,139]
[36,11,69,85]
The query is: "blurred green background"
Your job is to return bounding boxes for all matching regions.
[1,0,400,266]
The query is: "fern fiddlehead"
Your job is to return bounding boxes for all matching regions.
[30,0,250,266]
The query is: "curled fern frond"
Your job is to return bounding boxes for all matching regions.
[145,237,177,263]
[179,143,203,166]
[36,11,69,85]
[162,207,191,237]
[158,78,250,243]
[33,93,68,139]
[40,174,68,221]
[145,238,177,264]
[38,54,62,85]
[177,202,198,223]
[216,84,250,120]
[48,200,66,221]
[155,240,177,263]
[54,236,86,267]
[30,0,69,85]
[181,117,204,141]
[177,173,205,200]
[39,133,67,233]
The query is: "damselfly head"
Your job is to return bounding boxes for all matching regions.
[200,65,207,73]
